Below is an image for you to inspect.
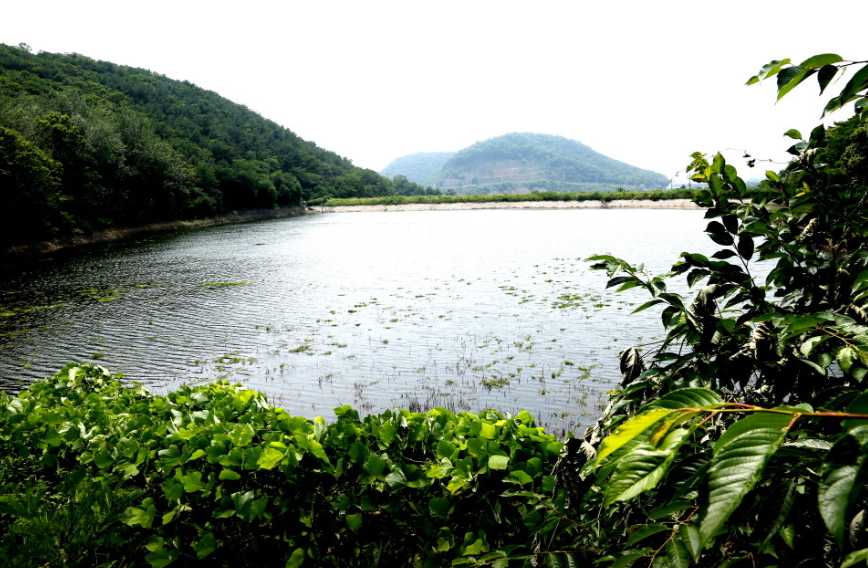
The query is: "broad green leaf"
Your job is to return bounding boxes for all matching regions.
[783,128,803,140]
[777,66,813,101]
[594,408,673,466]
[194,532,217,559]
[818,64,838,94]
[840,64,868,102]
[842,548,868,568]
[122,499,156,529]
[647,388,722,410]
[256,447,284,470]
[488,455,509,470]
[364,453,387,477]
[480,422,497,440]
[285,548,306,568]
[800,335,828,357]
[799,53,842,70]
[699,412,795,547]
[653,524,700,567]
[345,513,363,531]
[605,428,691,505]
[626,523,670,547]
[178,470,205,493]
[633,299,664,314]
[219,468,241,481]
[506,470,534,485]
[819,461,864,546]
[838,347,857,373]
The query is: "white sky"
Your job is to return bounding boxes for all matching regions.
[3,1,866,183]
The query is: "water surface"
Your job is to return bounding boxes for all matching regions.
[0,209,715,433]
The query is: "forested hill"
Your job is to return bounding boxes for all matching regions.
[380,152,455,186]
[0,44,429,247]
[383,133,669,194]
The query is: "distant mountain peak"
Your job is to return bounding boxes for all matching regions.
[381,132,668,194]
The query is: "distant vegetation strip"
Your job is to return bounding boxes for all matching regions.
[325,188,716,206]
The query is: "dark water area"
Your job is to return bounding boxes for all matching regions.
[0,209,717,433]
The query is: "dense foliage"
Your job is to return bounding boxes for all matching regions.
[0,44,431,248]
[569,53,868,566]
[1,52,866,567]
[0,364,569,566]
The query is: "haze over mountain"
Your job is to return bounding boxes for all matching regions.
[381,152,455,187]
[382,133,669,194]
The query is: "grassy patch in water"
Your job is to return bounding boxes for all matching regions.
[202,280,252,288]
[82,288,124,303]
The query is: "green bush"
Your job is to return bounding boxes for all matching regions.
[0,364,570,566]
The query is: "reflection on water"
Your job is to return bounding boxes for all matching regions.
[0,209,716,433]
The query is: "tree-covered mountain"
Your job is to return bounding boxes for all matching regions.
[381,152,454,186]
[0,43,428,247]
[382,133,669,194]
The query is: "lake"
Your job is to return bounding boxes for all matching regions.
[0,208,715,434]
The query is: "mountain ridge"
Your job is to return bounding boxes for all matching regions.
[382,132,668,193]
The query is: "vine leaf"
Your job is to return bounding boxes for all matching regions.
[699,412,795,547]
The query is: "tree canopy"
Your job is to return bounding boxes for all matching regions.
[0,44,432,247]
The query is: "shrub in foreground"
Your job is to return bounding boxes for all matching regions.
[0,364,571,567]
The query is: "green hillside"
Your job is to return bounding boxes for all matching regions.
[439,133,668,192]
[382,133,669,194]
[0,44,425,247]
[381,152,454,185]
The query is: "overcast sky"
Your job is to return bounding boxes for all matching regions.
[3,1,866,182]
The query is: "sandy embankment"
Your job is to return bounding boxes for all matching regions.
[322,199,701,213]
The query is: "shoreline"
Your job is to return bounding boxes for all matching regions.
[322,198,701,213]
[3,206,312,258]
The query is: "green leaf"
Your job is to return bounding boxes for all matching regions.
[777,66,815,101]
[783,128,803,140]
[699,411,795,547]
[626,523,670,547]
[842,548,868,568]
[647,387,722,410]
[488,455,509,470]
[285,547,306,568]
[840,64,868,102]
[819,461,864,546]
[818,64,838,94]
[345,513,363,531]
[122,499,156,529]
[179,470,206,493]
[633,299,664,314]
[653,524,700,567]
[605,427,691,505]
[800,335,828,357]
[838,347,857,373]
[480,422,497,440]
[194,532,217,559]
[429,496,451,517]
[594,408,673,466]
[737,235,754,261]
[505,470,534,485]
[364,453,387,477]
[219,468,241,481]
[799,53,842,70]
[256,447,284,470]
